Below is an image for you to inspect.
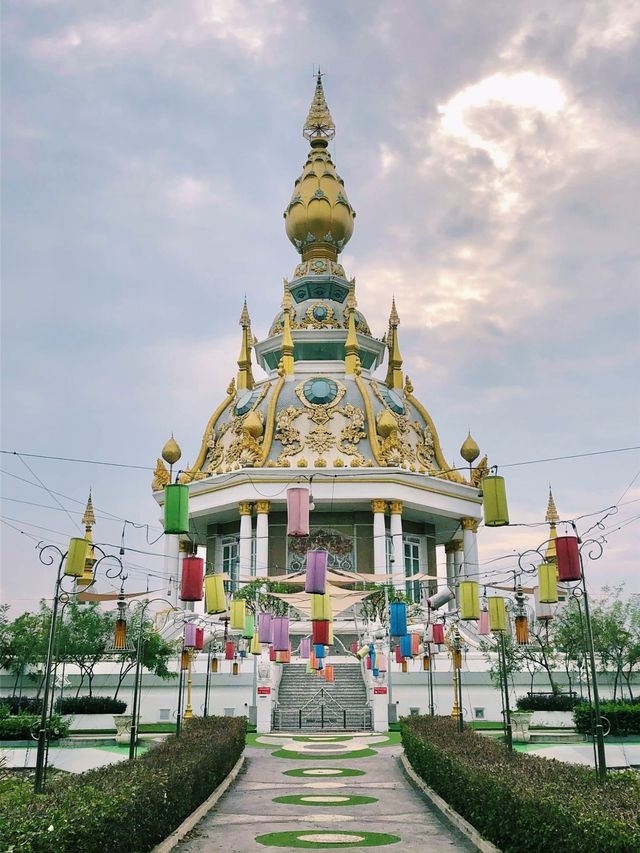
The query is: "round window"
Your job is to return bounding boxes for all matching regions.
[303,377,338,406]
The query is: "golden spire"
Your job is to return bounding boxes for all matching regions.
[546,487,559,523]
[77,491,96,588]
[385,297,403,390]
[161,435,182,466]
[460,432,480,464]
[82,490,96,527]
[237,298,255,391]
[281,287,295,375]
[545,487,559,562]
[344,288,359,374]
[303,70,335,143]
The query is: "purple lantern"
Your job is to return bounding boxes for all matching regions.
[258,613,272,644]
[299,637,311,659]
[272,616,290,652]
[305,549,328,594]
[183,623,197,648]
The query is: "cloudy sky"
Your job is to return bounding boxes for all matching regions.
[2,0,639,615]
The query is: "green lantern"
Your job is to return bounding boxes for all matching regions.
[458,580,480,620]
[242,614,255,640]
[482,476,509,527]
[488,597,507,632]
[163,484,189,534]
[538,562,558,604]
[65,537,89,577]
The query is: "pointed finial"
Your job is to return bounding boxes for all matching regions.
[460,432,480,464]
[546,487,559,524]
[385,298,403,390]
[389,297,400,328]
[82,490,96,528]
[303,70,335,144]
[162,434,182,466]
[239,298,251,328]
[237,298,255,390]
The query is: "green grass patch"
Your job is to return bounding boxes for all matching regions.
[273,794,378,807]
[291,735,353,742]
[271,747,377,760]
[246,733,280,748]
[283,767,366,778]
[255,829,401,848]
[373,732,402,746]
[470,721,504,730]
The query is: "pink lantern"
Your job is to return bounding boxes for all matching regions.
[194,627,205,650]
[312,620,330,645]
[258,613,272,644]
[299,637,311,659]
[432,623,445,645]
[183,623,197,648]
[269,646,277,662]
[180,556,204,602]
[305,549,328,594]
[478,610,490,636]
[377,653,387,673]
[351,642,358,654]
[395,645,404,664]
[272,616,290,652]
[365,655,372,670]
[287,487,310,536]
[556,536,581,582]
[224,641,235,660]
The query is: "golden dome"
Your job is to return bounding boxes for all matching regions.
[460,432,480,463]
[284,74,355,262]
[162,434,182,465]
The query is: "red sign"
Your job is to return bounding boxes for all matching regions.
[373,687,387,695]
[257,687,271,695]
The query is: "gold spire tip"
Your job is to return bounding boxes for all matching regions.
[303,70,335,144]
[460,432,480,464]
[389,297,400,327]
[545,487,559,524]
[239,298,251,328]
[82,490,96,527]
[162,434,182,466]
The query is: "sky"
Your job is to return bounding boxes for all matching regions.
[2,0,639,616]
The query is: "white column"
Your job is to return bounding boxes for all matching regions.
[163,534,180,607]
[454,540,464,582]
[444,542,457,611]
[462,518,479,580]
[255,501,270,578]
[239,501,253,579]
[389,501,404,592]
[371,500,387,576]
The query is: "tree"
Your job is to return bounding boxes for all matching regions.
[2,607,49,697]
[480,633,523,695]
[234,579,302,617]
[56,601,115,697]
[110,605,177,700]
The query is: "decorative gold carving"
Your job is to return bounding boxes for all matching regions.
[461,518,479,533]
[259,374,286,465]
[275,405,304,464]
[335,403,366,463]
[334,458,344,467]
[307,423,335,454]
[406,392,466,484]
[295,377,346,411]
[297,458,308,467]
[444,541,458,554]
[298,302,341,330]
[239,502,252,516]
[175,381,236,486]
[371,500,386,514]
[404,375,414,394]
[389,500,403,515]
[314,457,327,467]
[471,455,489,487]
[152,458,170,492]
[255,501,271,515]
[355,373,383,465]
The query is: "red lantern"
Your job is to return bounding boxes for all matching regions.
[556,536,581,582]
[365,655,372,670]
[432,623,445,645]
[411,633,420,656]
[269,646,277,662]
[312,620,330,645]
[225,641,235,660]
[180,556,204,601]
[395,645,403,664]
[351,642,358,654]
[194,627,205,651]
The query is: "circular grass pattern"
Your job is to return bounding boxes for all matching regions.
[273,794,378,807]
[255,829,400,848]
[284,767,366,778]
[271,747,377,760]
[291,736,353,743]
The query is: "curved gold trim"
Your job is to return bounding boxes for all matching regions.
[354,373,384,464]
[406,393,466,484]
[259,373,286,465]
[183,385,236,479]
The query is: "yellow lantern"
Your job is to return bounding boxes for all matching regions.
[250,633,261,655]
[488,597,507,632]
[537,562,558,604]
[482,476,509,527]
[452,649,462,670]
[401,660,408,673]
[65,537,89,577]
[311,592,332,621]
[204,575,226,614]
[458,581,480,620]
[230,599,246,630]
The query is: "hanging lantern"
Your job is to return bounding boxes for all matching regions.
[180,649,190,669]
[204,574,226,614]
[258,613,272,644]
[314,643,326,660]
[65,537,89,577]
[515,615,529,645]
[429,587,455,610]
[351,642,358,654]
[242,614,255,640]
[488,597,507,632]
[357,644,369,659]
[377,653,387,673]
[452,649,462,670]
[277,648,291,664]
[538,562,559,603]
[269,646,276,662]
[400,634,413,658]
[327,621,334,646]
[287,487,310,536]
[305,659,313,674]
[305,549,328,594]
[225,641,235,660]
[401,660,408,673]
[310,593,332,621]
[365,655,372,670]
[164,484,189,534]
[272,616,290,652]
[478,609,490,636]
[556,536,581,582]
[211,656,219,673]
[482,475,509,527]
[423,654,430,671]
[534,588,555,622]
[232,661,239,675]
[194,627,205,651]
[309,649,317,669]
[459,581,480,620]
[424,625,434,642]
[317,660,324,671]
[390,601,408,637]
[180,556,204,602]
[432,623,445,645]
[299,637,311,659]
[250,633,261,655]
[230,599,246,630]
[411,633,420,656]
[324,664,334,682]
[395,645,404,664]
[312,620,330,645]
[183,623,197,648]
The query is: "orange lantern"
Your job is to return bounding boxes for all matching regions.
[515,615,529,645]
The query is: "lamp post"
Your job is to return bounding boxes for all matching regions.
[33,542,125,793]
[498,631,513,751]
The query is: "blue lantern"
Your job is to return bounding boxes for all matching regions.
[390,601,408,637]
[400,634,413,658]
[314,643,326,659]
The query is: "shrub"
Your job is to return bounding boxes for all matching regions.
[0,706,69,741]
[55,696,127,715]
[0,715,246,852]
[0,696,42,715]
[401,715,640,853]
[516,693,580,712]
[574,701,640,736]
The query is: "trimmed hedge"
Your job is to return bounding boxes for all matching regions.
[55,696,127,715]
[0,707,69,741]
[0,715,246,852]
[401,715,640,853]
[574,701,640,736]
[0,696,42,715]
[516,693,579,712]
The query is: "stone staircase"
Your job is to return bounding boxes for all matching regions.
[273,662,372,731]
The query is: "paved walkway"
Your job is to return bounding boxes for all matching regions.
[176,732,476,851]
